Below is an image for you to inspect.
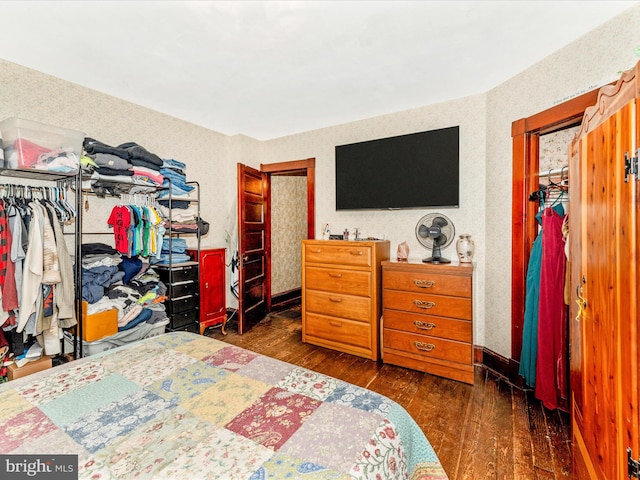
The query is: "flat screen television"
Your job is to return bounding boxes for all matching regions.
[335,126,459,210]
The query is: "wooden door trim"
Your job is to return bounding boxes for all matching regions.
[511,88,603,362]
[261,157,315,241]
[260,158,315,309]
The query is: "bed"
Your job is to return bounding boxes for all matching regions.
[0,332,448,479]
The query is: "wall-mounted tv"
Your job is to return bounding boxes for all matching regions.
[335,126,459,210]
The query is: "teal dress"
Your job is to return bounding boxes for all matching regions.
[519,203,565,387]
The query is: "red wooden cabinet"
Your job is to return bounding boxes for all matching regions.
[187,248,227,335]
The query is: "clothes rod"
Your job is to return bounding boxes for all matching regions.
[537,166,568,177]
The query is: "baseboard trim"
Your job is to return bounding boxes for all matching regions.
[475,346,526,389]
[271,288,301,313]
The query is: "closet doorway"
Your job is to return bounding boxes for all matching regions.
[237,158,315,333]
[510,88,602,371]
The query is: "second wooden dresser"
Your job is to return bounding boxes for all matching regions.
[302,240,390,360]
[382,260,474,384]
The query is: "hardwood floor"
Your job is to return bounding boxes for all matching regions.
[205,309,572,480]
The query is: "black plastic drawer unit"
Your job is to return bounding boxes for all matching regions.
[169,308,199,329]
[170,281,198,298]
[166,294,199,315]
[156,262,199,284]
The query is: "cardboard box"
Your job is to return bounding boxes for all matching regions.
[82,301,118,342]
[7,356,52,380]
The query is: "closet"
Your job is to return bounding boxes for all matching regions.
[518,157,571,412]
[513,63,640,478]
[568,61,640,479]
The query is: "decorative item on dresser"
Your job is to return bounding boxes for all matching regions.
[302,239,390,360]
[382,259,474,384]
[186,247,227,335]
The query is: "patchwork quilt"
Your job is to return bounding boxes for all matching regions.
[0,332,448,479]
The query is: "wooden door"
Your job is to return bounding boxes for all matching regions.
[237,163,269,334]
[570,94,639,478]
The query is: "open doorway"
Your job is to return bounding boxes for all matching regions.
[262,158,315,312]
[236,158,315,333]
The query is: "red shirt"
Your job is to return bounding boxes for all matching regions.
[107,205,131,255]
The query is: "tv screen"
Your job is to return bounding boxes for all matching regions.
[335,126,459,210]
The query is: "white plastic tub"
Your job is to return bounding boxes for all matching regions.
[63,319,169,357]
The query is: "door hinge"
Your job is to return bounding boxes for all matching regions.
[628,448,640,479]
[624,150,639,183]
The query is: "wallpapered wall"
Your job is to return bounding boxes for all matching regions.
[271,175,307,294]
[262,6,640,357]
[483,6,639,357]
[0,58,235,252]
[0,4,639,359]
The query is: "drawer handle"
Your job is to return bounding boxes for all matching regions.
[414,341,435,352]
[329,297,343,303]
[330,320,342,328]
[414,279,435,288]
[413,300,436,309]
[414,321,436,330]
[328,272,343,278]
[350,250,364,256]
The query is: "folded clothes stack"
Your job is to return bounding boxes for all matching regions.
[151,237,191,265]
[81,242,169,331]
[82,137,166,190]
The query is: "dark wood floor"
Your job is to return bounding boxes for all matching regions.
[205,309,572,480]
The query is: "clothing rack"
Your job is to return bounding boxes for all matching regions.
[120,192,157,206]
[0,168,83,358]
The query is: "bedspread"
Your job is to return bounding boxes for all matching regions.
[0,332,448,479]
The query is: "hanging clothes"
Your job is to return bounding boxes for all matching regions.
[2,184,79,357]
[535,204,568,410]
[107,198,164,259]
[518,209,545,387]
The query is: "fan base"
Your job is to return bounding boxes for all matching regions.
[422,256,452,264]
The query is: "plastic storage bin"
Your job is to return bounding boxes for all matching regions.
[0,117,84,173]
[64,319,169,357]
[81,301,118,342]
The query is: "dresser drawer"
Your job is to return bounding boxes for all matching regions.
[383,310,472,343]
[304,243,371,267]
[383,290,471,320]
[305,290,370,322]
[305,266,371,297]
[304,313,371,350]
[166,294,199,314]
[156,262,199,284]
[384,329,472,364]
[169,309,199,329]
[170,281,198,298]
[383,269,471,297]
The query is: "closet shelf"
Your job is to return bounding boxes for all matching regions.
[0,167,78,181]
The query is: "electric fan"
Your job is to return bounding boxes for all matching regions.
[415,213,456,264]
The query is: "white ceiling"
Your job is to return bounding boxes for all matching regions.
[0,1,637,140]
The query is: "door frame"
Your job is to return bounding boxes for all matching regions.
[261,157,316,242]
[510,88,602,369]
[261,158,315,311]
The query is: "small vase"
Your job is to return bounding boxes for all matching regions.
[456,234,475,263]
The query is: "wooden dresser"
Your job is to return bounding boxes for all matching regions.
[381,260,474,384]
[302,240,390,360]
